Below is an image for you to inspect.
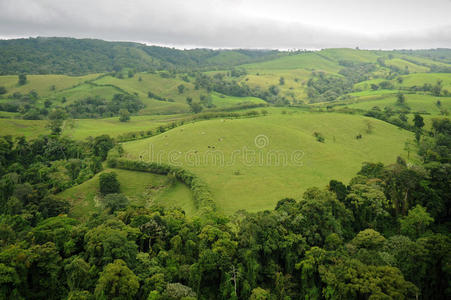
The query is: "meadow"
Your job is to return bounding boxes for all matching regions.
[122,111,412,214]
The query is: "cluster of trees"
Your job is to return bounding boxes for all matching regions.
[194,73,290,106]
[364,106,425,132]
[408,80,450,97]
[0,134,115,225]
[306,72,353,103]
[65,93,144,119]
[0,90,48,120]
[338,61,377,83]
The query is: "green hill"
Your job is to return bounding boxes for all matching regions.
[121,111,413,214]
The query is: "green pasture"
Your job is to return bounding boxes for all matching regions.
[122,112,412,214]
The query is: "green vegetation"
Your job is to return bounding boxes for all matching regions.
[122,112,412,214]
[0,38,450,299]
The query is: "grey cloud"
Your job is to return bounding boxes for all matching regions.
[0,0,450,49]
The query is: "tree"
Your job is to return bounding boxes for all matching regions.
[0,86,6,95]
[164,283,197,299]
[396,92,406,105]
[99,172,120,195]
[92,135,115,160]
[94,259,139,299]
[18,74,27,85]
[249,287,270,300]
[177,84,185,94]
[119,109,130,122]
[103,193,129,213]
[44,100,52,108]
[413,113,424,130]
[279,77,285,85]
[190,102,203,114]
[65,256,91,291]
[186,97,193,105]
[400,205,434,239]
[432,80,442,96]
[47,108,67,135]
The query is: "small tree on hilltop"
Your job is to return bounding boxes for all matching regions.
[99,172,120,195]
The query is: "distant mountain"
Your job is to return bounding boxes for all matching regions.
[0,37,450,76]
[0,37,280,75]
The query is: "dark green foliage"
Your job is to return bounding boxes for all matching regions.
[119,109,131,122]
[189,102,203,114]
[18,74,27,85]
[396,92,406,105]
[92,135,115,160]
[414,113,425,129]
[65,93,144,119]
[328,180,348,201]
[99,172,120,195]
[103,193,129,213]
[47,108,67,135]
[0,37,280,75]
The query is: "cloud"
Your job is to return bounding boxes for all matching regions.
[0,0,450,49]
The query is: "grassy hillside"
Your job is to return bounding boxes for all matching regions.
[242,52,342,72]
[60,168,194,220]
[0,74,99,97]
[345,93,451,115]
[0,114,186,140]
[122,111,412,214]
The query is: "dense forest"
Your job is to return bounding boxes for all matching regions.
[0,114,449,299]
[0,38,280,75]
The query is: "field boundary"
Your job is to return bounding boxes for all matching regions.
[107,158,216,212]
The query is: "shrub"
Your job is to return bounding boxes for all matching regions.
[99,172,120,195]
[103,193,129,213]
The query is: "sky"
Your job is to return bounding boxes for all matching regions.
[0,0,450,49]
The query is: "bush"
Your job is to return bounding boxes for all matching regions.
[103,193,129,213]
[99,172,120,195]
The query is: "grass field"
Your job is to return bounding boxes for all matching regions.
[240,69,311,102]
[344,93,451,115]
[398,73,451,91]
[210,92,266,108]
[0,74,99,98]
[242,52,341,73]
[59,168,194,220]
[0,114,188,140]
[122,112,412,214]
[385,58,430,73]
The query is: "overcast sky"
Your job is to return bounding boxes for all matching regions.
[1,0,450,49]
